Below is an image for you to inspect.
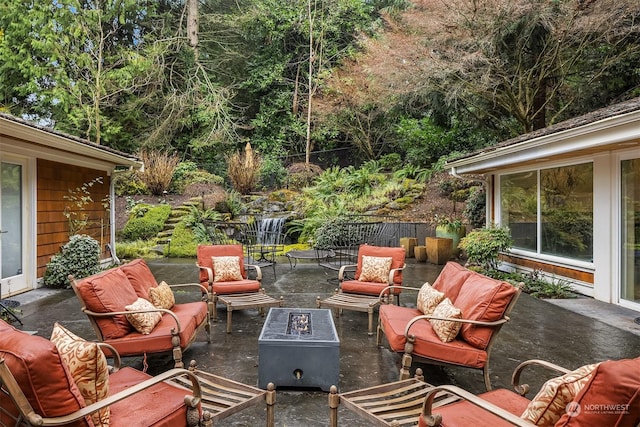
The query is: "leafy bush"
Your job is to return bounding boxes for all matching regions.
[43,235,101,288]
[313,216,353,249]
[170,161,224,194]
[113,170,148,196]
[378,153,402,171]
[164,222,199,257]
[464,185,486,228]
[259,155,288,190]
[214,190,244,219]
[287,162,323,189]
[518,270,576,299]
[492,269,576,299]
[115,239,161,260]
[458,225,512,271]
[121,204,172,241]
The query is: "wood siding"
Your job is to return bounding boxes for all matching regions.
[37,159,111,277]
[500,254,594,284]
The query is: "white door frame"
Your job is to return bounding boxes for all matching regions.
[615,149,640,312]
[0,153,35,297]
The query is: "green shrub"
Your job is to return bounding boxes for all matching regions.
[464,185,486,228]
[170,161,224,194]
[115,239,161,260]
[121,204,171,241]
[113,170,148,196]
[458,225,512,271]
[43,235,101,288]
[259,156,288,190]
[164,222,198,257]
[519,270,576,299]
[378,153,402,171]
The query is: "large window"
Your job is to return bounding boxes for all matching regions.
[501,163,593,262]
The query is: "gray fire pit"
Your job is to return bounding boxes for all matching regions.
[258,308,339,391]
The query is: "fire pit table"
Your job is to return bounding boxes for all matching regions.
[258,308,340,392]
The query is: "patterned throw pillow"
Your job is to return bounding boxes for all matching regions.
[429,298,463,342]
[50,322,110,427]
[521,363,600,426]
[359,255,393,283]
[212,256,243,282]
[125,298,162,335]
[149,281,175,309]
[416,282,445,315]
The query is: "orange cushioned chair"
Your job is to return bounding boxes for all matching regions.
[317,244,406,335]
[71,258,210,369]
[377,262,522,390]
[0,320,204,427]
[196,244,282,333]
[418,357,640,427]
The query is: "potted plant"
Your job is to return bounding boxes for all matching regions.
[432,214,467,258]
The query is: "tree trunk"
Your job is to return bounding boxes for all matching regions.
[187,0,199,60]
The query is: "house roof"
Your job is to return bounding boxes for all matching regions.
[0,113,142,170]
[447,97,640,174]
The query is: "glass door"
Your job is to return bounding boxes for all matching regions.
[0,161,27,297]
[621,158,640,306]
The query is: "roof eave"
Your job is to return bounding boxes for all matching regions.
[1,116,142,170]
[447,109,640,175]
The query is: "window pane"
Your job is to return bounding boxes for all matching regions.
[540,163,593,261]
[1,162,23,279]
[621,158,640,303]
[501,171,537,251]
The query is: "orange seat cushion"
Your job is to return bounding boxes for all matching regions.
[0,321,90,427]
[378,305,487,368]
[355,245,406,286]
[120,259,159,299]
[76,267,138,339]
[109,367,192,426]
[102,301,207,355]
[431,262,472,303]
[453,273,518,350]
[211,279,261,295]
[417,388,530,427]
[341,280,399,296]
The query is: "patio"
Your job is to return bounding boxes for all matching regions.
[9,257,640,426]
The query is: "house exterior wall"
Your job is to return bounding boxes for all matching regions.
[1,114,139,296]
[488,146,638,307]
[36,159,111,277]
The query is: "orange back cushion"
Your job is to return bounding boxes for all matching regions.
[432,262,472,302]
[453,272,518,349]
[0,321,90,427]
[355,245,406,285]
[197,245,247,285]
[76,268,138,339]
[120,259,159,299]
[555,357,640,426]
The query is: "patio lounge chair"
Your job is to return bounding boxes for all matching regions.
[317,244,406,335]
[196,244,283,333]
[418,357,640,426]
[70,258,211,369]
[377,262,522,390]
[0,319,276,427]
[328,357,640,426]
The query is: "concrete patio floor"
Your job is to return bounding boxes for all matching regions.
[8,257,640,426]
